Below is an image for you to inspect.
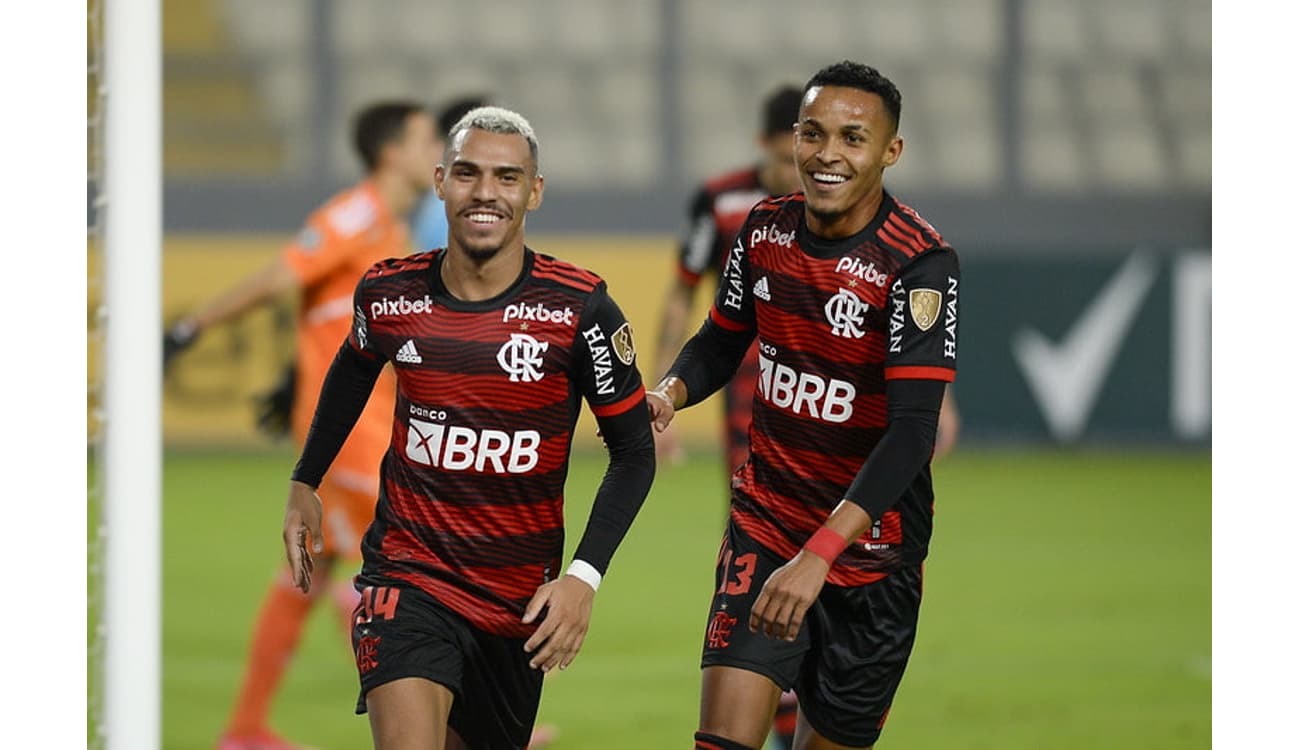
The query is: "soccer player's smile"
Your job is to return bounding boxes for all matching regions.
[809,171,850,190]
[460,204,509,230]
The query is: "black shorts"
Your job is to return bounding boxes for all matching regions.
[701,520,924,747]
[350,579,543,750]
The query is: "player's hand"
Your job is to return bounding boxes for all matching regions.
[283,480,324,594]
[521,575,596,673]
[749,550,829,641]
[646,389,676,433]
[255,363,297,439]
[162,318,200,372]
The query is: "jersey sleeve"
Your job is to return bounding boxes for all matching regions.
[676,187,718,287]
[704,206,760,336]
[574,284,647,418]
[346,267,388,362]
[884,248,959,382]
[282,193,379,287]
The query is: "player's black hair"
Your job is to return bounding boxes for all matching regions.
[761,85,803,137]
[804,60,902,132]
[352,101,428,172]
[438,95,493,138]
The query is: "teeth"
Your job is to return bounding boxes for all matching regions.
[813,172,847,184]
[467,213,502,223]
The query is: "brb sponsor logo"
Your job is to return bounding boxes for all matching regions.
[502,301,575,327]
[757,348,856,423]
[371,294,434,318]
[497,333,549,383]
[835,257,889,288]
[405,417,541,473]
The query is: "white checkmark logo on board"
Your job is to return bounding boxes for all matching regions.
[1012,252,1158,441]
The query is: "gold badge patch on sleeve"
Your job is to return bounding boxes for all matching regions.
[611,323,636,365]
[908,289,942,331]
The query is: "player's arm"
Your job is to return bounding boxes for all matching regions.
[650,189,718,462]
[523,286,656,672]
[283,275,389,592]
[164,210,363,369]
[163,256,298,369]
[648,214,759,429]
[751,248,960,640]
[934,385,961,460]
[653,187,716,381]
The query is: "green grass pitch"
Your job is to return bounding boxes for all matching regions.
[152,446,1209,749]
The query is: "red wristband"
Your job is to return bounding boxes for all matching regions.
[803,526,848,565]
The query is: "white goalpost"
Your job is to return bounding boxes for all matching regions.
[100,0,162,747]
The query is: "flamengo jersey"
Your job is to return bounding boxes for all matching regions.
[710,191,960,587]
[347,248,646,637]
[679,167,768,286]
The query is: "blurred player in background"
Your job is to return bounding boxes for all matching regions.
[410,94,493,251]
[281,106,656,750]
[652,84,803,471]
[650,61,960,750]
[163,101,440,750]
[651,83,807,750]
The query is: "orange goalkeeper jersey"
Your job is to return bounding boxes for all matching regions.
[282,179,408,495]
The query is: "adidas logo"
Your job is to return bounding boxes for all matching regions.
[753,276,771,301]
[395,339,422,364]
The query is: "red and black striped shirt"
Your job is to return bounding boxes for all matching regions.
[697,191,959,587]
[346,248,650,636]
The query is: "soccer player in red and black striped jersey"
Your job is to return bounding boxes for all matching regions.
[282,106,655,750]
[650,61,960,750]
[652,85,803,471]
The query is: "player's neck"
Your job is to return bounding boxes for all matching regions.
[370,170,420,219]
[440,243,526,302]
[805,185,884,240]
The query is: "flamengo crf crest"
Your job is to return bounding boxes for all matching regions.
[497,333,549,382]
[824,288,867,339]
[908,289,942,331]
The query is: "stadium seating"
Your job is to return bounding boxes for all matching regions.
[190,0,1208,192]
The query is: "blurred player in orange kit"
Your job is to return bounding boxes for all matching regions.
[163,100,440,750]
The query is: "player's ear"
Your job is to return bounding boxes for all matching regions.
[526,173,545,212]
[434,164,447,200]
[883,135,904,169]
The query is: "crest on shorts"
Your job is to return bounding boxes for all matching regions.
[611,323,636,366]
[355,634,381,674]
[908,289,942,331]
[705,609,738,649]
